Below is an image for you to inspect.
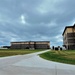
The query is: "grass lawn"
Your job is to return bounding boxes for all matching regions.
[39,50,75,65]
[0,49,44,57]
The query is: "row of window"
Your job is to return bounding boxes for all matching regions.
[11,44,49,49]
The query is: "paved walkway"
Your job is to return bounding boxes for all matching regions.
[0,50,75,75]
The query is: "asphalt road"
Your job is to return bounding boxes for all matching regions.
[0,50,75,75]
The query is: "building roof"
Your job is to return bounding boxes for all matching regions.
[62,24,75,35]
[11,41,50,43]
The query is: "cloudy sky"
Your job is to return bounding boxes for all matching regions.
[0,0,75,47]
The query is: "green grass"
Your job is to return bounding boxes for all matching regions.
[0,49,44,57]
[39,50,75,65]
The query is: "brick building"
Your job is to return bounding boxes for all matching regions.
[10,41,50,49]
[62,24,75,50]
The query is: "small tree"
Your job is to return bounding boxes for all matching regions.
[52,46,54,50]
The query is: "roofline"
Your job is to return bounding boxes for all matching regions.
[62,24,75,35]
[11,41,50,43]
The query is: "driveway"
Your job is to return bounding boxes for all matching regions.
[0,50,75,75]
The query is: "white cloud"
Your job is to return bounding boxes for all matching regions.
[10,38,17,42]
[55,34,63,42]
[20,15,26,24]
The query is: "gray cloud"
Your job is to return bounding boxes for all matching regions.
[0,0,75,47]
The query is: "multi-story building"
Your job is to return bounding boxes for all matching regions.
[62,24,75,50]
[10,41,50,49]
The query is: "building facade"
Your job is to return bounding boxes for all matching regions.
[62,24,75,50]
[10,41,50,49]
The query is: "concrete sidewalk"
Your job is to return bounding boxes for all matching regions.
[0,50,75,75]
